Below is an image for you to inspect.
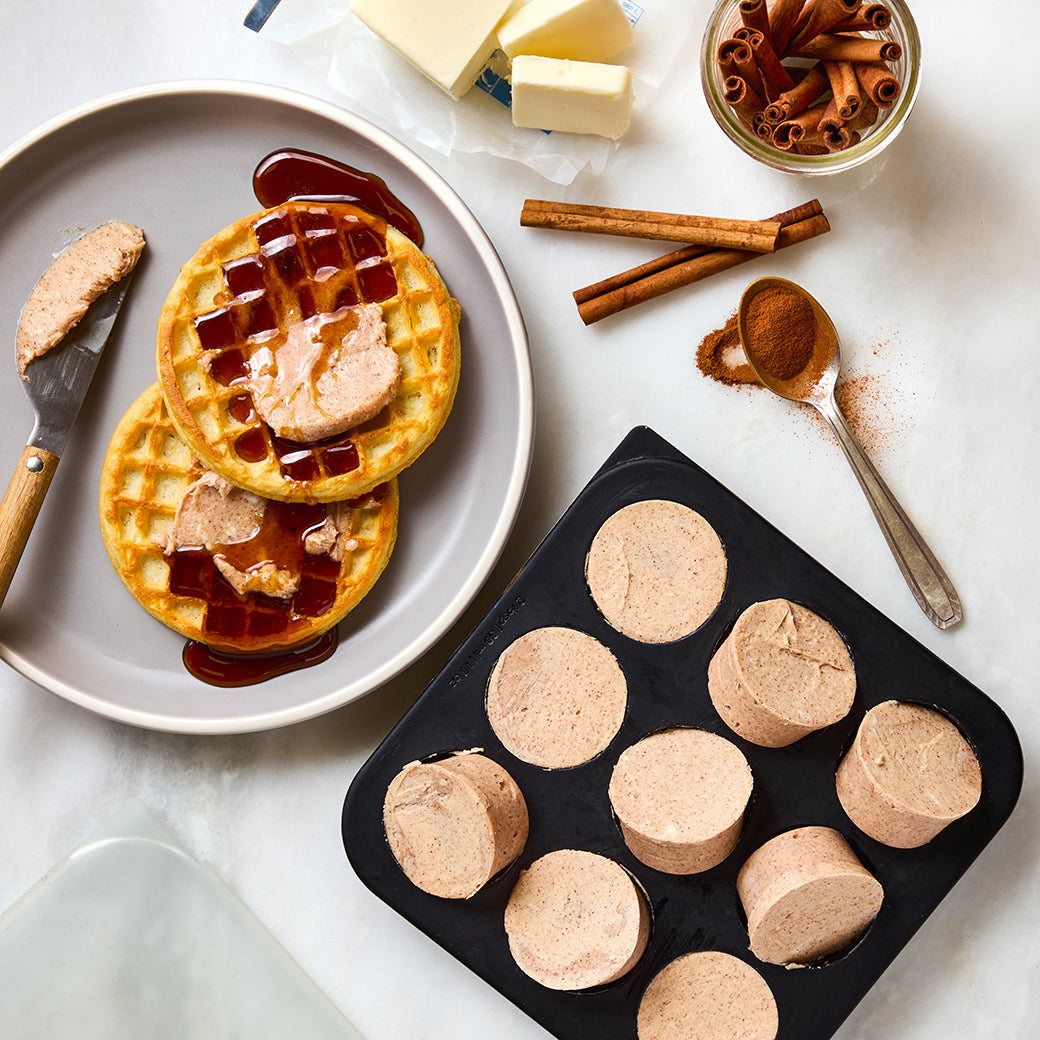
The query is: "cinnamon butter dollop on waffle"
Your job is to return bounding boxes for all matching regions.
[156,201,460,502]
[99,385,399,654]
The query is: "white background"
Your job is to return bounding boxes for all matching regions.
[1,2,1038,1038]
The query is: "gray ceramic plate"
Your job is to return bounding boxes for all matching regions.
[0,81,532,734]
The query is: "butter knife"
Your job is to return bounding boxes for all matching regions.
[0,273,134,610]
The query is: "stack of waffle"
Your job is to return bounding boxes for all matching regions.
[99,201,460,654]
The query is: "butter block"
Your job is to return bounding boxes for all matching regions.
[498,0,635,62]
[351,0,514,99]
[511,55,633,139]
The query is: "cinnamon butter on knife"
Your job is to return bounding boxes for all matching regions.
[16,220,144,379]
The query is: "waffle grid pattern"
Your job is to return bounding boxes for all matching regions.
[157,202,460,503]
[99,385,399,653]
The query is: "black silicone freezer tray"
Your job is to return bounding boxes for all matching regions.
[342,426,1022,1040]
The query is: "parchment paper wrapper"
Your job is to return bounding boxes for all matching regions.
[262,0,699,184]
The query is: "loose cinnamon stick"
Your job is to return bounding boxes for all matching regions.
[793,32,901,63]
[573,200,829,325]
[572,202,821,310]
[520,200,782,251]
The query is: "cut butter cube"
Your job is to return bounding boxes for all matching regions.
[350,0,514,99]
[499,0,634,62]
[511,55,632,139]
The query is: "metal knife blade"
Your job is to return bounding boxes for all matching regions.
[0,272,135,609]
[22,271,134,457]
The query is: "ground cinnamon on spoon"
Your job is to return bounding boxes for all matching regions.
[742,284,816,380]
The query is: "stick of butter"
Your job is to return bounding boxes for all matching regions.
[499,0,635,63]
[350,0,515,99]
[511,55,633,139]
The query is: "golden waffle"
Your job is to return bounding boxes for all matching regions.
[156,201,460,502]
[99,384,399,654]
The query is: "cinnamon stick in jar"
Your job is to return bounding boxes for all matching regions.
[822,60,862,119]
[855,61,901,107]
[730,40,768,101]
[793,32,901,63]
[832,3,892,31]
[752,112,776,140]
[739,0,772,36]
[749,30,796,97]
[847,97,879,131]
[768,0,809,54]
[817,101,854,150]
[763,63,829,123]
[717,37,752,79]
[725,76,767,122]
[788,0,862,53]
[772,101,829,149]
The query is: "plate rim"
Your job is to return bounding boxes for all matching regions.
[0,78,534,734]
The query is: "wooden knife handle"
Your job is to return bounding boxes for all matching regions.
[0,445,60,609]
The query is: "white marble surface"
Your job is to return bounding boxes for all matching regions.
[1,2,1038,1038]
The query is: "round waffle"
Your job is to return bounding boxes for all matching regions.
[156,200,460,502]
[99,384,399,654]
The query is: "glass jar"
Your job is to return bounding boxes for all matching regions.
[701,0,921,174]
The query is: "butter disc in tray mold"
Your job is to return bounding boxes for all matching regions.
[342,426,1022,1040]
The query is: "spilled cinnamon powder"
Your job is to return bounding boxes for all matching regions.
[696,312,757,387]
[695,311,903,455]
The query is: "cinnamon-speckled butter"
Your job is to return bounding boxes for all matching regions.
[737,826,883,966]
[486,626,627,767]
[837,700,982,848]
[708,599,855,747]
[504,849,650,990]
[17,220,144,378]
[637,950,778,1040]
[609,728,752,874]
[585,499,727,642]
[383,751,528,898]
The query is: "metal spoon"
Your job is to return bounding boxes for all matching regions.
[737,276,962,630]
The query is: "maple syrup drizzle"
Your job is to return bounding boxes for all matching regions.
[183,630,338,688]
[252,147,424,247]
